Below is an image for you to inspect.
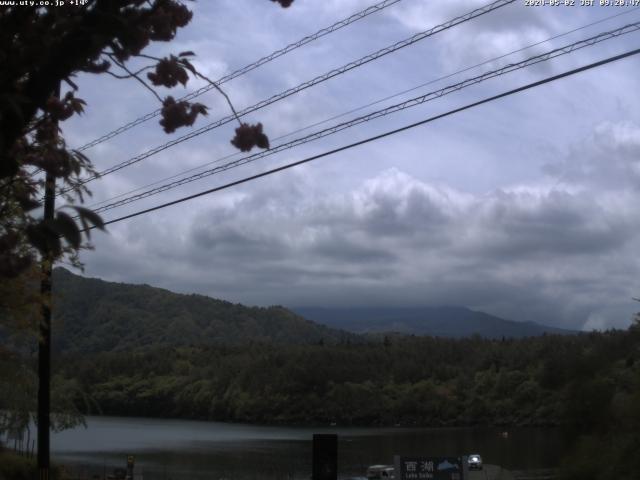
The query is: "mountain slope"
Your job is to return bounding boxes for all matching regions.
[51,268,356,352]
[293,306,576,338]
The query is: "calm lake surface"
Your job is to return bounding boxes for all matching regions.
[50,416,571,480]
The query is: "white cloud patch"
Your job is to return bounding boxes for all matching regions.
[84,131,640,331]
[544,120,640,189]
[390,0,557,71]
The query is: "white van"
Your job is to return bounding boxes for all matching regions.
[366,465,395,480]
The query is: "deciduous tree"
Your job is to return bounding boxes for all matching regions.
[0,0,292,280]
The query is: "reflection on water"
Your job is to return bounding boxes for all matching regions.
[51,416,570,480]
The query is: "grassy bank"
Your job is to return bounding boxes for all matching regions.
[0,449,65,480]
[0,450,37,480]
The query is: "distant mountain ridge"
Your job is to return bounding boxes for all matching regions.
[51,268,356,352]
[293,306,576,338]
[51,268,575,354]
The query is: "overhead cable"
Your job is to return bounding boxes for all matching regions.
[87,47,640,230]
[89,23,640,215]
[86,7,640,210]
[75,0,405,152]
[68,0,516,191]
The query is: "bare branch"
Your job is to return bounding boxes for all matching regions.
[135,53,163,62]
[23,114,51,135]
[107,54,163,103]
[64,77,78,90]
[104,64,156,80]
[188,65,242,126]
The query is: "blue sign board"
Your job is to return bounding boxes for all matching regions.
[393,456,466,480]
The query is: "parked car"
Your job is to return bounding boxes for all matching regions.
[467,454,482,471]
[366,465,395,479]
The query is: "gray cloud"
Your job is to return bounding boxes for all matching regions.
[54,1,640,332]
[84,133,640,331]
[389,0,558,70]
[544,121,640,189]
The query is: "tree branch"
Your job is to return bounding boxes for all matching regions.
[107,54,163,103]
[104,64,155,80]
[189,67,242,126]
[135,53,163,62]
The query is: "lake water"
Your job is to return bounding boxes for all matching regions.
[50,416,571,480]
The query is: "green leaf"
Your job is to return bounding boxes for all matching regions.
[42,222,62,257]
[55,211,81,249]
[26,222,62,257]
[72,149,90,163]
[25,224,47,255]
[72,206,105,231]
[179,58,196,74]
[16,193,41,212]
[79,217,91,240]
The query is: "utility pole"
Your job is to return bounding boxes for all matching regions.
[38,82,59,480]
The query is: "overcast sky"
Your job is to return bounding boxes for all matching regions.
[60,0,640,331]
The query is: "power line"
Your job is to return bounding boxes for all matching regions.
[88,47,640,230]
[19,5,640,197]
[267,7,640,142]
[75,0,404,152]
[88,22,640,215]
[22,0,405,184]
[86,7,640,211]
[66,0,516,192]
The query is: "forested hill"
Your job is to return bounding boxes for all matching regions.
[51,268,357,352]
[50,268,576,353]
[294,306,576,338]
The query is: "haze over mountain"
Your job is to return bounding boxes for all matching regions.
[293,306,576,338]
[51,268,355,353]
